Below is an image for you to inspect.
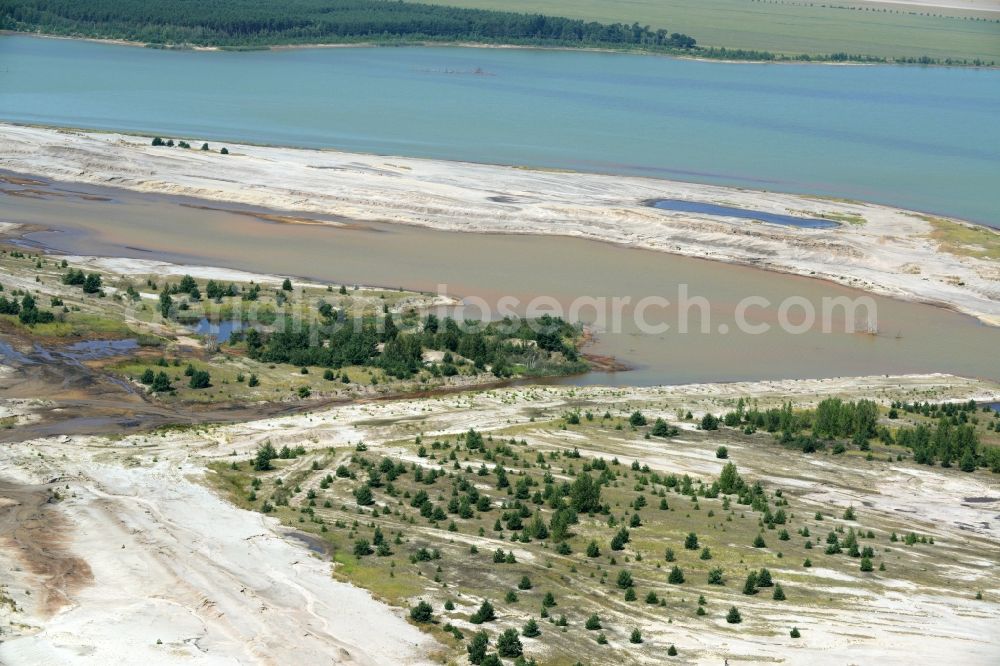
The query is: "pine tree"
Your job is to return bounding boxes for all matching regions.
[772,583,786,601]
[409,600,433,622]
[470,599,496,624]
[667,644,678,656]
[585,614,602,630]
[467,631,489,664]
[617,570,634,588]
[629,628,643,644]
[522,618,540,637]
[496,628,523,658]
[668,565,685,584]
[151,371,172,393]
[790,627,801,638]
[726,606,742,624]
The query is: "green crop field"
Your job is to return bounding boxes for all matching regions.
[421,0,1000,62]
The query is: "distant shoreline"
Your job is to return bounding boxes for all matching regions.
[2,30,995,69]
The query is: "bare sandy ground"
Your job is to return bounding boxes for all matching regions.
[2,124,997,326]
[2,372,997,664]
[0,448,440,665]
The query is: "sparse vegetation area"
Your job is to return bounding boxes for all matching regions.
[0,247,588,406]
[207,391,1000,663]
[924,215,1000,261]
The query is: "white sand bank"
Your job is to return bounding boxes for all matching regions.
[2,124,997,325]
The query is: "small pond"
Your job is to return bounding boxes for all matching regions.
[650,199,839,229]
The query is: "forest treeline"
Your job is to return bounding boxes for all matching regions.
[715,397,998,473]
[0,0,697,50]
[231,312,586,380]
[1,0,991,64]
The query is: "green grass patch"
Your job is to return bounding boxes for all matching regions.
[924,215,1000,261]
[419,0,1000,62]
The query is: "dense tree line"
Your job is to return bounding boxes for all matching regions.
[2,1,990,64]
[232,312,584,379]
[0,0,696,51]
[895,420,982,471]
[0,292,55,325]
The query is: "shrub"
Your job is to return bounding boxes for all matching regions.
[470,600,496,624]
[188,369,211,389]
[410,600,433,622]
[652,418,677,437]
[467,631,489,664]
[354,484,373,506]
[629,411,647,427]
[617,570,634,589]
[585,614,602,630]
[716,446,728,459]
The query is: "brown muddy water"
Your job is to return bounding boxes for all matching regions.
[2,175,997,385]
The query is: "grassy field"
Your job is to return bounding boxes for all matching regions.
[924,215,1000,261]
[422,0,1000,62]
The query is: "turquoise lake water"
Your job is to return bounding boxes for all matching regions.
[1,35,998,226]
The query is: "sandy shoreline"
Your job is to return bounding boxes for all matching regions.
[5,30,996,68]
[1,123,997,326]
